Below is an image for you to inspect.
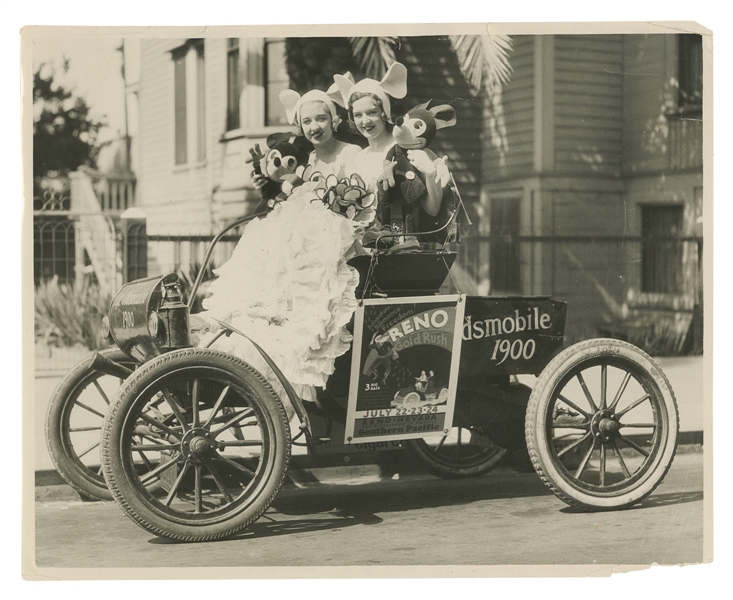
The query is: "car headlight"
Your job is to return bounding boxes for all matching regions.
[148,312,160,337]
[100,315,111,340]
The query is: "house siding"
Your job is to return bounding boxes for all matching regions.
[138,39,226,232]
[622,35,674,174]
[553,35,624,177]
[547,185,632,342]
[204,39,228,208]
[484,35,535,180]
[138,40,175,216]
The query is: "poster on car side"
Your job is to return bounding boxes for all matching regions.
[345,294,465,444]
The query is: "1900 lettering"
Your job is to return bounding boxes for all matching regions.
[490,338,536,365]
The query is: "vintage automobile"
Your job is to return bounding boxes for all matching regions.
[45,183,679,542]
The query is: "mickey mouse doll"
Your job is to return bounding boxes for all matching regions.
[375,101,456,248]
[248,132,313,212]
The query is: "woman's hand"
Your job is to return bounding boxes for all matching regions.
[407,149,437,176]
[251,173,268,191]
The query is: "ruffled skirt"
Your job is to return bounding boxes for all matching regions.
[200,183,360,402]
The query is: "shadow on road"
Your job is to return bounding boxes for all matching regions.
[558,490,704,514]
[272,469,552,518]
[146,471,549,545]
[637,490,704,508]
[146,513,369,545]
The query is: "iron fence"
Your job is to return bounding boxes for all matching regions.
[145,223,248,279]
[34,209,704,374]
[33,210,122,288]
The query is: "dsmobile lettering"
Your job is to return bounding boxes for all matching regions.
[463,307,552,340]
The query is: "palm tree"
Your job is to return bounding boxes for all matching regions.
[284,35,514,163]
[349,35,513,163]
[349,34,513,97]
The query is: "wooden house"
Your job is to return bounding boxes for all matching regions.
[125,33,703,345]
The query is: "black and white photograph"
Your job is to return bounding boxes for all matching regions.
[19,16,713,583]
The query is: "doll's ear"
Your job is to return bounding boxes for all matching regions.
[430,104,457,129]
[380,62,408,99]
[266,132,290,149]
[291,135,314,157]
[279,89,302,125]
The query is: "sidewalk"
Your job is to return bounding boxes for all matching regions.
[32,355,706,493]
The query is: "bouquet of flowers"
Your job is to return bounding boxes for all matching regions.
[300,167,377,226]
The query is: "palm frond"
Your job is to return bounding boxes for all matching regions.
[449,34,513,94]
[349,37,399,79]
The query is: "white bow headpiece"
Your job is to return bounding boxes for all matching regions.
[279,81,345,126]
[333,63,408,122]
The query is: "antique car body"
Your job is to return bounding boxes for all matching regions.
[45,192,679,543]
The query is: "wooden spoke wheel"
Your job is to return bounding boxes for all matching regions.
[102,348,290,542]
[525,339,678,511]
[45,348,136,501]
[410,426,506,478]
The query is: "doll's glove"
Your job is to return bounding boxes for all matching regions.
[433,155,450,188]
[245,143,265,165]
[407,149,437,177]
[378,159,398,191]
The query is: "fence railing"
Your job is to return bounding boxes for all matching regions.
[34,171,137,373]
[94,174,136,212]
[667,111,703,171]
[34,205,704,374]
[145,223,248,280]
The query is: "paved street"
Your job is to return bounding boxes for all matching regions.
[31,354,707,576]
[33,450,704,573]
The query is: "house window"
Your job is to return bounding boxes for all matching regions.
[490,197,521,293]
[172,40,205,165]
[173,48,188,165]
[265,39,288,126]
[641,205,684,294]
[678,34,702,110]
[226,38,240,131]
[196,43,206,162]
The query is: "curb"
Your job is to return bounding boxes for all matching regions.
[34,433,704,504]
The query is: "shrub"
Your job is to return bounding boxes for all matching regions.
[597,314,696,357]
[35,277,112,351]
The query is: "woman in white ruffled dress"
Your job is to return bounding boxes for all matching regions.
[198,88,371,403]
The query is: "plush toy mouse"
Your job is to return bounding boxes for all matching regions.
[377,101,456,233]
[249,132,312,210]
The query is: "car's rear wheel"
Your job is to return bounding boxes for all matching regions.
[45,348,136,501]
[409,426,506,478]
